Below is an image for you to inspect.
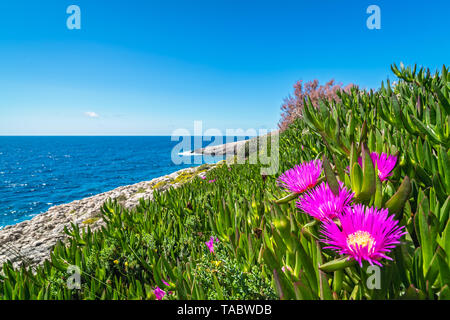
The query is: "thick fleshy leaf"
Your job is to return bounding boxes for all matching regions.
[274,192,301,204]
[356,144,376,202]
[323,156,340,196]
[384,176,412,219]
[319,257,357,273]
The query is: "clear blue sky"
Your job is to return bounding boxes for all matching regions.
[0,0,449,135]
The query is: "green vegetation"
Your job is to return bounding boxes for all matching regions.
[171,171,196,185]
[82,217,100,225]
[151,180,169,190]
[135,187,146,194]
[0,63,449,300]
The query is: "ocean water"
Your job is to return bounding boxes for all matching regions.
[0,136,222,228]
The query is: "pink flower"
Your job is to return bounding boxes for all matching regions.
[205,236,217,253]
[281,266,292,273]
[162,279,170,286]
[154,286,166,300]
[208,179,216,183]
[278,159,322,193]
[297,182,354,222]
[200,176,206,180]
[358,152,397,181]
[320,204,406,267]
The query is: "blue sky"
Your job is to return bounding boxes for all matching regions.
[0,0,449,135]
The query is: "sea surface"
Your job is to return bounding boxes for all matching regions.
[0,136,228,228]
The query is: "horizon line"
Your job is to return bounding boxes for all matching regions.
[0,134,263,137]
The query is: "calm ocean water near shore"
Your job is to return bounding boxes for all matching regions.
[0,136,233,228]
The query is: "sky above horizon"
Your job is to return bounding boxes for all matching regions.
[0,0,449,136]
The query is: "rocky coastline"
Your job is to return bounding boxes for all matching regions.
[0,163,217,269]
[191,130,279,156]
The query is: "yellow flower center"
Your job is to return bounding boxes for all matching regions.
[346,230,375,250]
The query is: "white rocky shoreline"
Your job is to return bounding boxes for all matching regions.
[0,163,218,269]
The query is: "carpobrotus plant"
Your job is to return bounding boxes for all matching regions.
[262,64,450,301]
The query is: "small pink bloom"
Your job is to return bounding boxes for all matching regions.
[278,159,322,193]
[297,182,354,222]
[205,236,216,253]
[208,179,216,183]
[154,286,166,300]
[358,152,397,181]
[281,266,292,273]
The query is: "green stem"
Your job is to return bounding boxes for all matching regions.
[319,256,357,273]
[274,192,300,204]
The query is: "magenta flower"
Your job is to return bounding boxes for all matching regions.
[200,176,206,180]
[162,279,170,286]
[358,152,397,181]
[297,182,354,222]
[208,179,216,183]
[281,266,293,273]
[154,286,166,300]
[205,236,217,253]
[320,204,406,267]
[278,159,322,193]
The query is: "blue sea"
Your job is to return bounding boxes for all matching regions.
[0,136,222,228]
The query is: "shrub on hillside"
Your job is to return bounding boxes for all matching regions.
[278,79,354,131]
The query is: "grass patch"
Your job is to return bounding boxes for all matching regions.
[135,187,146,194]
[82,217,100,225]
